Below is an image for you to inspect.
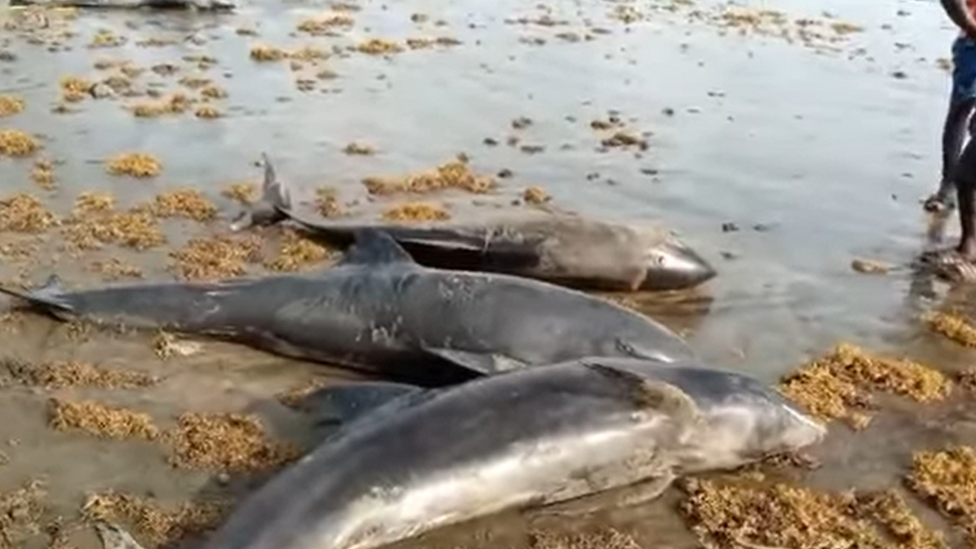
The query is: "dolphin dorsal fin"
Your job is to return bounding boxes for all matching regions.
[338,229,416,266]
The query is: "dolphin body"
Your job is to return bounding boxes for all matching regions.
[0,231,695,385]
[230,154,717,293]
[95,358,826,549]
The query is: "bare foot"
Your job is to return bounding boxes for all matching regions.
[920,247,976,282]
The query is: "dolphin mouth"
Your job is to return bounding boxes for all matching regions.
[640,240,717,291]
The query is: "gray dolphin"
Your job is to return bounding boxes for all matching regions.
[0,230,695,386]
[95,357,825,549]
[229,154,716,292]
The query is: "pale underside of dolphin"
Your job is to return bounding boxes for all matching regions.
[0,230,695,386]
[230,154,717,292]
[92,357,825,549]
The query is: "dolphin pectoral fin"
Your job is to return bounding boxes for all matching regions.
[421,346,528,376]
[0,275,73,317]
[94,522,146,549]
[296,381,425,426]
[535,472,676,519]
[581,359,699,420]
[338,229,418,267]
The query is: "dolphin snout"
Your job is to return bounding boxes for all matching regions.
[640,240,716,291]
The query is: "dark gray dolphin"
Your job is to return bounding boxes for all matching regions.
[0,230,695,386]
[229,154,716,292]
[94,357,825,549]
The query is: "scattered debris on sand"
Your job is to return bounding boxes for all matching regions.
[0,129,40,157]
[356,38,405,55]
[681,475,945,549]
[263,229,331,271]
[0,193,57,233]
[194,105,222,119]
[221,182,257,204]
[523,186,551,204]
[342,142,374,155]
[169,235,262,280]
[5,359,156,389]
[165,412,301,473]
[924,311,976,349]
[362,158,496,195]
[526,530,641,549]
[152,331,201,360]
[381,202,450,222]
[852,258,890,275]
[88,258,145,280]
[106,153,162,178]
[143,189,217,222]
[82,491,230,549]
[909,445,976,546]
[249,44,287,62]
[777,343,951,429]
[62,193,165,251]
[30,158,57,190]
[600,130,649,151]
[0,480,47,549]
[48,399,160,441]
[0,94,25,117]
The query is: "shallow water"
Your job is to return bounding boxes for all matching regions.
[0,0,974,546]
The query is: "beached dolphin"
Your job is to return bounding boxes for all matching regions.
[229,154,716,292]
[0,230,696,386]
[93,357,826,549]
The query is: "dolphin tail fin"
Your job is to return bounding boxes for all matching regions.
[228,152,292,231]
[0,274,74,317]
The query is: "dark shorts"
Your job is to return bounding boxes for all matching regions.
[953,35,976,104]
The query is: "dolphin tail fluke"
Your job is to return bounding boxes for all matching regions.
[228,153,292,231]
[0,274,74,317]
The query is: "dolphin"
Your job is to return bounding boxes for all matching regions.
[94,357,826,549]
[229,154,716,292]
[0,230,696,386]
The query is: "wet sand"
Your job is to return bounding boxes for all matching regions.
[0,0,974,546]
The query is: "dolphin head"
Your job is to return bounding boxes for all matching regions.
[638,234,716,292]
[651,365,826,473]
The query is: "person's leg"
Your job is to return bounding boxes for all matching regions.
[955,140,976,259]
[925,37,976,213]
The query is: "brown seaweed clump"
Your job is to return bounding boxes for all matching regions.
[601,130,649,151]
[0,193,57,233]
[169,235,262,280]
[909,445,976,545]
[523,186,551,204]
[777,343,951,429]
[381,202,450,222]
[356,38,404,55]
[681,476,945,549]
[924,311,976,349]
[165,412,301,473]
[48,399,160,440]
[276,378,330,409]
[61,194,165,251]
[362,158,496,195]
[194,105,222,119]
[30,158,57,190]
[82,491,230,549]
[0,129,40,156]
[59,75,92,102]
[314,186,344,217]
[264,229,331,271]
[0,480,47,549]
[527,530,640,549]
[106,153,162,178]
[7,359,156,389]
[129,94,191,118]
[221,182,257,204]
[89,258,145,280]
[0,94,25,117]
[296,13,355,35]
[249,44,287,61]
[144,190,217,221]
